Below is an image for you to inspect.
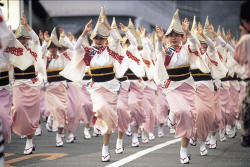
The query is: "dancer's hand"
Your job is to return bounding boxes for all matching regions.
[155,25,164,42]
[119,23,128,33]
[182,18,190,36]
[81,19,92,37]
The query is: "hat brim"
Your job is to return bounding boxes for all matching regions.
[90,33,109,40]
[17,35,31,40]
[47,41,61,49]
[165,30,184,36]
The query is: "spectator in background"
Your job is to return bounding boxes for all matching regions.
[234,1,250,147]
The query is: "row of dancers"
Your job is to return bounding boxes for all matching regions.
[0,7,247,164]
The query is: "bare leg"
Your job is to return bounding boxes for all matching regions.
[27,134,33,139]
[58,127,63,134]
[181,137,189,147]
[118,131,123,139]
[133,125,139,133]
[104,133,111,146]
[85,123,90,128]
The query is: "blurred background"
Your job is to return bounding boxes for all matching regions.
[0,0,244,39]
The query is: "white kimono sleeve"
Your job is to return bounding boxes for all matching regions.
[215,36,234,53]
[109,29,128,78]
[7,35,33,71]
[154,42,168,85]
[0,10,12,51]
[60,36,86,82]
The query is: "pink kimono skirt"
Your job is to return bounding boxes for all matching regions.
[40,87,49,120]
[220,87,233,126]
[65,82,83,133]
[193,84,216,141]
[0,88,12,143]
[12,84,40,136]
[156,85,169,125]
[117,88,131,133]
[142,86,157,133]
[214,89,225,130]
[165,83,195,139]
[128,82,146,127]
[229,83,240,123]
[81,85,93,127]
[91,87,118,134]
[46,83,67,129]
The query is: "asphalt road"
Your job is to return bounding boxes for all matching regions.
[4,123,250,167]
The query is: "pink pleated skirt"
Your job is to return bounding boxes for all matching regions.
[156,85,169,124]
[40,87,49,120]
[214,90,225,130]
[220,88,233,126]
[91,87,118,134]
[128,82,146,127]
[117,88,131,133]
[165,83,195,139]
[46,83,67,129]
[194,84,216,141]
[81,86,93,127]
[142,86,157,133]
[65,83,83,133]
[228,84,239,126]
[0,89,12,143]
[12,84,40,136]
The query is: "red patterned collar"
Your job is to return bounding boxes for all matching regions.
[200,48,206,55]
[83,46,123,66]
[174,46,182,53]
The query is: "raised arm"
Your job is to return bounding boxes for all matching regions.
[182,18,200,47]
[154,25,165,55]
[59,28,74,50]
[153,25,169,85]
[75,19,93,50]
[198,22,215,52]
[40,31,50,60]
[21,12,39,44]
[119,23,137,46]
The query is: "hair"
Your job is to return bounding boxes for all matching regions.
[240,1,250,22]
[17,36,30,40]
[93,34,106,40]
[167,30,184,37]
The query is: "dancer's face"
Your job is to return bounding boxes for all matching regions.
[93,36,107,48]
[167,31,183,48]
[48,43,58,56]
[200,43,208,51]
[18,37,29,47]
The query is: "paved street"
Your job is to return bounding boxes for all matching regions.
[4,123,250,167]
